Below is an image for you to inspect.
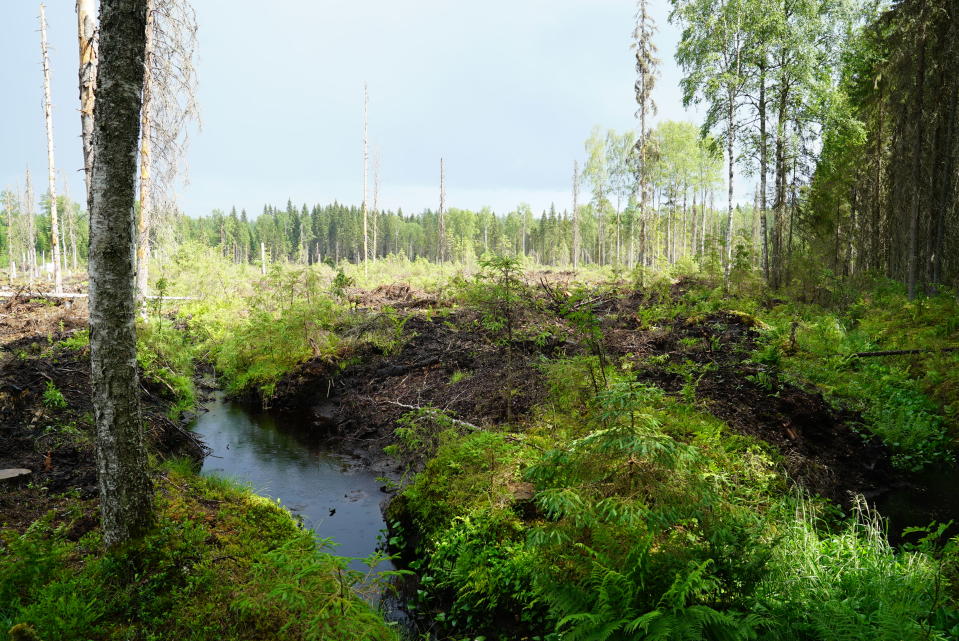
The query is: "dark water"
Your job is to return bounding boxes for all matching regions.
[876,464,959,544]
[192,393,393,574]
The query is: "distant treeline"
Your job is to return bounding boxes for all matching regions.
[178,196,763,269]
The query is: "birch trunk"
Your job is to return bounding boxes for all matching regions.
[724,92,735,287]
[88,0,152,548]
[758,65,770,281]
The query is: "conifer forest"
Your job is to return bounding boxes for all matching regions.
[1,2,958,640]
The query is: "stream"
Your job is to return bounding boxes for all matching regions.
[192,393,395,575]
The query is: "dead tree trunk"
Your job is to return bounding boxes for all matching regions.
[40,4,63,293]
[372,147,380,261]
[76,0,98,207]
[572,160,580,268]
[135,0,155,300]
[25,169,36,284]
[438,157,446,262]
[362,83,369,272]
[88,0,153,548]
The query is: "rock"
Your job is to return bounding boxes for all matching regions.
[508,481,535,501]
[0,468,32,483]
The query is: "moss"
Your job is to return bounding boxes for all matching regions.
[0,462,397,641]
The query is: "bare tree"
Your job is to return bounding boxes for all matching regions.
[4,191,16,282]
[39,4,63,293]
[88,0,152,547]
[372,146,381,260]
[438,157,447,262]
[572,160,580,269]
[362,82,369,271]
[135,0,199,298]
[76,0,98,206]
[24,168,36,284]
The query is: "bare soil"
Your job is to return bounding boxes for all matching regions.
[0,293,202,533]
[269,279,894,505]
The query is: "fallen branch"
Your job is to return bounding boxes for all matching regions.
[363,397,482,432]
[852,347,959,358]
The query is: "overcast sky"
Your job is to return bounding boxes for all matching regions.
[2,1,704,217]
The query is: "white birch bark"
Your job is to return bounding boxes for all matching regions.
[88,0,153,548]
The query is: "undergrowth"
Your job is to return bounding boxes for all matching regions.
[0,461,398,641]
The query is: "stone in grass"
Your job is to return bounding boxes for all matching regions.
[0,468,32,483]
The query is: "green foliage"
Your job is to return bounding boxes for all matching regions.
[55,330,90,352]
[756,289,958,470]
[408,511,547,637]
[41,382,66,410]
[137,319,197,418]
[214,268,346,397]
[0,464,397,641]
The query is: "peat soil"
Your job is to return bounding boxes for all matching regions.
[0,293,203,534]
[269,278,894,507]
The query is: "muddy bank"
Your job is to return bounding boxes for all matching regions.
[268,282,897,507]
[268,310,556,467]
[0,296,203,533]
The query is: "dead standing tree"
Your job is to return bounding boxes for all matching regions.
[135,0,199,299]
[39,4,63,294]
[438,157,447,262]
[76,0,98,207]
[362,83,369,273]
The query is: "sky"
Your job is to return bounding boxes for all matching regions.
[2,1,706,218]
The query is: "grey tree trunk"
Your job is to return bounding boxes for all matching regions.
[40,4,63,294]
[724,92,735,287]
[4,192,15,282]
[572,160,580,269]
[77,0,98,207]
[88,0,152,548]
[438,157,446,262]
[362,83,369,272]
[372,148,380,260]
[25,169,37,284]
[136,0,155,300]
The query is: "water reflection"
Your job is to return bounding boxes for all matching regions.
[193,394,391,572]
